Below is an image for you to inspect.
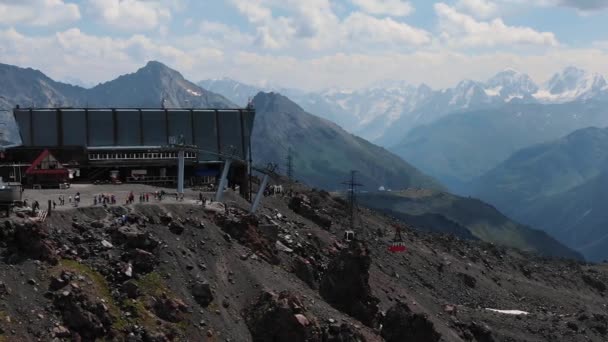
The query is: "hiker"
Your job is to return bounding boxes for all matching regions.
[68,195,72,204]
[145,193,149,202]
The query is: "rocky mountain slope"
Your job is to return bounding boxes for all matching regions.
[1,184,607,341]
[470,127,608,261]
[390,101,608,190]
[84,61,234,108]
[356,189,583,260]
[251,92,443,191]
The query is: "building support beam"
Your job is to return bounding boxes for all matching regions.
[177,150,185,194]
[214,159,232,202]
[250,173,269,214]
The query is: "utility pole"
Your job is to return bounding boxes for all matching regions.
[341,170,363,233]
[286,147,294,183]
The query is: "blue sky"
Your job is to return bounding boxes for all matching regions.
[0,0,607,90]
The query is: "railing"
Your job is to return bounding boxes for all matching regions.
[88,152,197,161]
[126,176,177,184]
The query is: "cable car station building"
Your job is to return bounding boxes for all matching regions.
[0,107,255,196]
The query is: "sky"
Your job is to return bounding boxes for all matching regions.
[0,0,607,91]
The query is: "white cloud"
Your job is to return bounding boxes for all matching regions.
[0,0,81,26]
[87,0,171,32]
[2,26,608,94]
[435,3,559,47]
[545,0,608,11]
[230,0,428,50]
[351,0,414,17]
[456,0,498,19]
[199,20,254,47]
[230,0,294,49]
[0,27,222,84]
[593,40,608,50]
[229,49,608,91]
[342,12,430,46]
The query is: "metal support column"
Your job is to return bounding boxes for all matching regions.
[214,159,232,202]
[177,150,185,194]
[250,174,269,214]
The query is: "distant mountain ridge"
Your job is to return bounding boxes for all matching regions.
[389,101,608,189]
[469,126,608,261]
[201,67,608,145]
[357,190,583,260]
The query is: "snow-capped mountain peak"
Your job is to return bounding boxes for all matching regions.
[484,69,538,101]
[534,67,607,103]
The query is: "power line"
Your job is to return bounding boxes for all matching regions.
[341,170,363,233]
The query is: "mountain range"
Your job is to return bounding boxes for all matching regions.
[0,60,582,259]
[470,127,608,261]
[0,61,441,192]
[201,67,608,146]
[391,101,608,189]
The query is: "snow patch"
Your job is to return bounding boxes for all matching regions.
[486,309,529,315]
[484,86,502,97]
[186,89,202,96]
[506,95,523,102]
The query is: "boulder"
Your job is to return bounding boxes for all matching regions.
[90,221,105,229]
[49,277,69,291]
[121,281,140,299]
[159,213,173,224]
[111,226,159,251]
[293,257,318,290]
[152,294,189,323]
[381,302,440,342]
[0,281,11,297]
[191,281,213,307]
[215,214,280,265]
[468,322,495,342]
[458,272,477,288]
[11,222,58,264]
[168,221,185,235]
[322,323,366,342]
[319,241,379,327]
[288,196,332,229]
[52,289,114,340]
[245,291,322,342]
[123,249,158,274]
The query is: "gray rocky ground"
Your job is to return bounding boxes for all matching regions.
[0,182,608,341]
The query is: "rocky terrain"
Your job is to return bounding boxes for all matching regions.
[1,184,608,341]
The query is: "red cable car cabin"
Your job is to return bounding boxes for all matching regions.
[388,225,407,253]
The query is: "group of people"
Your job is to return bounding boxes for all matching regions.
[94,193,117,206]
[138,193,150,202]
